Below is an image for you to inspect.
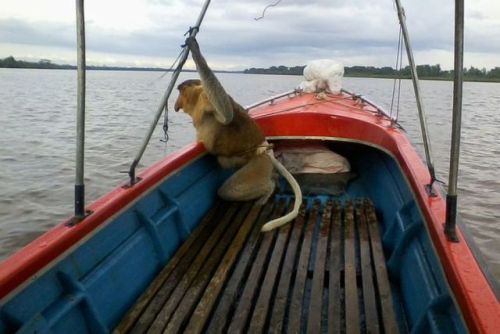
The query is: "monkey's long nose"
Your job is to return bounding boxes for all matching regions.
[174,101,181,112]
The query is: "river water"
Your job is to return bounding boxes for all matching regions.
[0,68,498,285]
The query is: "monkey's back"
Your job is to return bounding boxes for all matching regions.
[203,108,265,160]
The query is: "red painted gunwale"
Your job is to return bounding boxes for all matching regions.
[0,91,498,333]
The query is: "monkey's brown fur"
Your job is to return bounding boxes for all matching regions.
[175,37,301,228]
[175,79,265,164]
[175,79,275,203]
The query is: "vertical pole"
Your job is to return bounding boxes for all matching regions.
[75,0,86,218]
[445,0,464,242]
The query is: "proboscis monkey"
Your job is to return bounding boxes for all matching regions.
[175,37,302,231]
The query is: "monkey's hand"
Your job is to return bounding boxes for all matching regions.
[184,36,200,53]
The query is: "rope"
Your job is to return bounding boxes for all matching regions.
[255,0,282,21]
[390,26,403,123]
[160,25,202,146]
[159,48,186,145]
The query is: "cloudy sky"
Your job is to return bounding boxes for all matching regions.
[1,0,499,71]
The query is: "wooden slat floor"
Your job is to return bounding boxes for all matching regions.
[115,197,398,334]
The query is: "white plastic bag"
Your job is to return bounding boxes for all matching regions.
[299,59,344,94]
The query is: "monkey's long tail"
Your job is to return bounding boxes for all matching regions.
[261,151,303,232]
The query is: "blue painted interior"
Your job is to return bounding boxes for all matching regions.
[330,141,466,333]
[0,141,466,333]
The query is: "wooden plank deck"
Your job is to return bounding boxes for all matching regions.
[115,198,398,334]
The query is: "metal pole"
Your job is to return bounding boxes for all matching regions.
[75,0,86,218]
[393,0,437,190]
[127,0,211,185]
[445,0,464,242]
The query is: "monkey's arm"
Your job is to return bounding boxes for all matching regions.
[185,37,234,125]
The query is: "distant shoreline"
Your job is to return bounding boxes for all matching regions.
[2,56,500,83]
[0,56,237,73]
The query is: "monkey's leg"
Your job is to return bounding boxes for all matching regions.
[217,154,275,203]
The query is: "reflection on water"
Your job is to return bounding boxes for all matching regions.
[0,69,498,283]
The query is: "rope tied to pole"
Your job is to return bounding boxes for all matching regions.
[161,25,203,145]
[184,26,200,37]
[390,26,403,124]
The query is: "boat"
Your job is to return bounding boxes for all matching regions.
[1,0,499,333]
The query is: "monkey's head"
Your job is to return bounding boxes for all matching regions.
[174,79,213,119]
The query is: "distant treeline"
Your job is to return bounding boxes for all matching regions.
[0,56,242,73]
[0,56,169,72]
[244,64,500,81]
[1,56,75,69]
[3,56,500,81]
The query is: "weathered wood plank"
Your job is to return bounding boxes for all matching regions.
[248,201,294,333]
[287,200,320,334]
[183,203,263,334]
[205,202,274,333]
[163,202,253,333]
[365,199,398,334]
[307,200,333,334]
[225,201,286,333]
[344,201,360,333]
[145,203,241,333]
[268,203,307,334]
[357,201,380,334]
[328,201,342,334]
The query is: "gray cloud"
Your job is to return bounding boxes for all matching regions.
[1,0,499,69]
[0,18,75,48]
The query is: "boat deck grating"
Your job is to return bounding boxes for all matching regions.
[115,197,398,333]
